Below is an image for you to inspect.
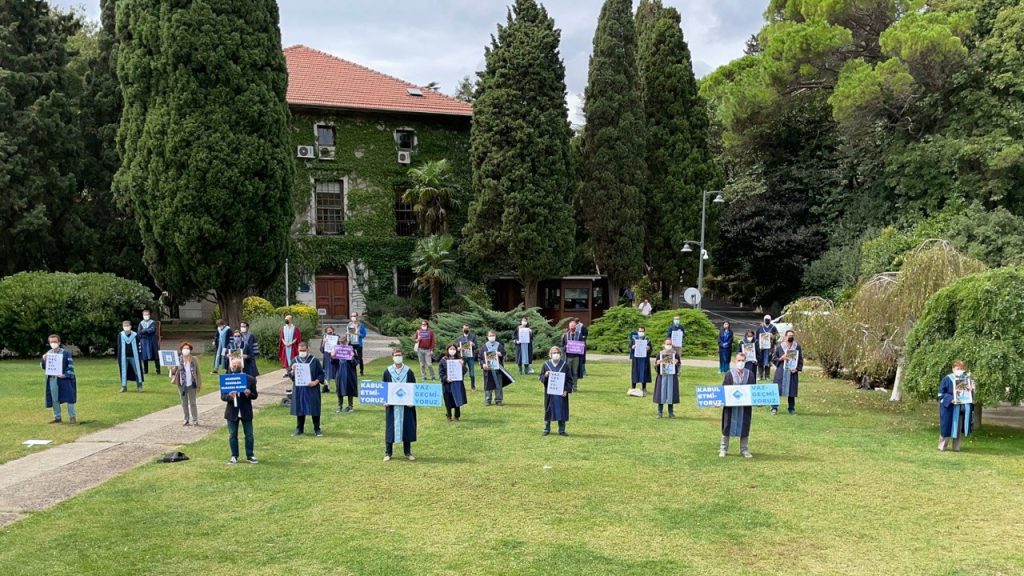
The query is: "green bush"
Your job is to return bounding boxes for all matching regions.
[211,296,276,323]
[248,314,317,364]
[377,315,419,338]
[272,305,319,332]
[365,294,427,323]
[587,306,717,356]
[0,272,157,356]
[429,298,564,360]
[904,266,1024,406]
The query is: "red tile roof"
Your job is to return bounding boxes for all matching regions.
[284,45,472,118]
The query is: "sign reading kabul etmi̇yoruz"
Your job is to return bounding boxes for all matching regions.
[695,384,780,408]
[358,381,443,407]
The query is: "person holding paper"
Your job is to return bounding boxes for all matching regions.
[41,334,77,424]
[382,349,418,461]
[335,343,359,413]
[288,342,324,437]
[138,310,161,375]
[278,315,301,369]
[514,317,534,375]
[720,352,756,458]
[169,341,201,426]
[320,326,340,391]
[668,315,685,355]
[211,319,231,375]
[540,346,574,436]
[117,320,144,392]
[740,330,758,374]
[480,330,511,406]
[771,330,803,415]
[561,320,586,385]
[239,322,260,378]
[457,324,479,391]
[347,313,368,376]
[717,322,734,373]
[937,360,975,452]
[629,326,652,395]
[413,320,436,381]
[222,358,258,464]
[654,339,681,418]
[438,344,468,421]
[755,316,778,382]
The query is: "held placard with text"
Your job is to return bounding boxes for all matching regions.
[695,384,780,408]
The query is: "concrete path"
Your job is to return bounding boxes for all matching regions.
[0,369,290,528]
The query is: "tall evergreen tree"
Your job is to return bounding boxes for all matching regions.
[0,1,85,276]
[464,0,575,306]
[579,0,646,299]
[115,0,294,327]
[635,0,719,304]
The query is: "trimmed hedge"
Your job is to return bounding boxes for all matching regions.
[272,305,319,332]
[0,272,157,356]
[904,267,1024,406]
[587,306,717,356]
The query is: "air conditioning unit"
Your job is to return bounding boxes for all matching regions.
[317,146,336,160]
[397,150,412,165]
[296,145,315,159]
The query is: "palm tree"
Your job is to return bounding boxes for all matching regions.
[412,234,457,318]
[402,159,460,236]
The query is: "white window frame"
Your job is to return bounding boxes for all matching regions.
[310,177,348,236]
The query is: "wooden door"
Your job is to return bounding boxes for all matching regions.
[561,280,592,325]
[315,275,349,319]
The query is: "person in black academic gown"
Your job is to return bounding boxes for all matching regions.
[382,349,418,461]
[335,344,359,413]
[320,326,339,393]
[771,330,803,415]
[539,346,575,436]
[720,352,756,458]
[653,339,681,418]
[222,358,258,464]
[480,330,511,406]
[629,326,652,395]
[739,330,758,374]
[438,343,468,421]
[755,315,778,382]
[288,342,325,436]
[239,321,260,378]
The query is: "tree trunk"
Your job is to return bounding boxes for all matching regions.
[523,278,539,312]
[217,290,244,330]
[608,280,620,307]
[669,284,681,310]
[890,360,905,402]
[430,278,441,318]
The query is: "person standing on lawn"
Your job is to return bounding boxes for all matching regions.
[41,334,77,424]
[755,315,778,382]
[514,317,534,375]
[480,330,511,406]
[653,339,681,418]
[718,321,734,373]
[223,358,258,465]
[239,321,260,378]
[169,341,201,426]
[117,320,144,392]
[539,346,574,436]
[347,313,368,376]
[413,320,436,380]
[438,343,468,421]
[771,330,803,415]
[938,360,975,452]
[382,349,418,461]
[138,310,161,376]
[720,352,755,458]
[629,326,652,395]
[288,341,324,437]
[278,315,300,369]
[335,344,359,414]
[211,319,231,374]
[457,324,479,391]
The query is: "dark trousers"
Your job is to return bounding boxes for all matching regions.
[338,396,354,408]
[386,441,412,456]
[772,397,797,412]
[657,403,675,415]
[296,415,321,432]
[465,357,476,389]
[354,345,364,375]
[227,419,254,459]
[758,362,771,380]
[143,359,161,375]
[446,406,461,419]
[544,420,566,433]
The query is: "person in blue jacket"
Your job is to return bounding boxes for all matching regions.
[41,334,77,424]
[937,360,975,452]
[717,322,734,373]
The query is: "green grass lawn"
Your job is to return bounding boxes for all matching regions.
[0,355,282,465]
[1,359,1023,575]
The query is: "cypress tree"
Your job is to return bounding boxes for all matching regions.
[115,0,294,327]
[635,0,719,303]
[464,0,575,306]
[579,0,647,299]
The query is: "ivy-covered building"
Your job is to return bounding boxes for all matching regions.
[283,45,472,319]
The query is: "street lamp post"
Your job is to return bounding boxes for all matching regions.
[681,191,724,310]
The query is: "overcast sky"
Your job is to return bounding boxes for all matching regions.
[53,0,767,123]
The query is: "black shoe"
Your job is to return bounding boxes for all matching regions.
[292,429,303,436]
[315,430,323,437]
[558,431,568,436]
[542,430,550,436]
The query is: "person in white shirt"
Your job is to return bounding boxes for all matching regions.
[638,298,653,316]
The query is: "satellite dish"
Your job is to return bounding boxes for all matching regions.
[683,287,701,307]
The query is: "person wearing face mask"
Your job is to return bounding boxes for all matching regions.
[320,326,339,392]
[347,313,368,376]
[116,320,144,392]
[654,339,681,418]
[540,346,574,435]
[456,324,478,391]
[717,322,734,373]
[480,330,511,406]
[771,330,803,415]
[278,315,301,370]
[41,334,77,424]
[335,336,360,414]
[438,343,468,421]
[513,317,534,375]
[720,352,756,458]
[667,315,685,355]
[211,319,232,375]
[222,358,258,464]
[561,320,586,386]
[937,360,975,452]
[740,330,758,374]
[382,349,418,461]
[170,341,201,426]
[755,315,778,382]
[138,310,161,375]
[288,341,325,437]
[629,326,652,396]
[413,320,436,381]
[239,322,260,378]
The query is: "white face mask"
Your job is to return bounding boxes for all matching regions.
[551,354,561,362]
[664,344,673,351]
[448,348,457,356]
[240,326,248,333]
[182,349,191,357]
[488,336,496,342]
[953,369,964,378]
[638,331,645,337]
[521,320,528,326]
[143,315,150,320]
[421,325,428,330]
[123,326,131,333]
[735,361,745,370]
[49,342,60,350]
[673,319,680,325]
[393,356,404,365]
[298,351,308,359]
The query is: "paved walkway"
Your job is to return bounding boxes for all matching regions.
[0,369,290,528]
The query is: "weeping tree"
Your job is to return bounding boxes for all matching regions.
[115,0,294,328]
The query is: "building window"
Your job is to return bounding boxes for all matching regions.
[592,285,605,309]
[316,124,335,147]
[395,267,416,298]
[542,287,561,310]
[395,188,417,237]
[395,128,416,150]
[564,287,589,311]
[315,180,344,235]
